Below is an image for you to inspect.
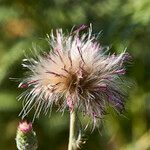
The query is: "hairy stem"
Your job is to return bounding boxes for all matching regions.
[68,111,77,150]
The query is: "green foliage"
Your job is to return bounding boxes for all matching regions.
[0,0,150,149]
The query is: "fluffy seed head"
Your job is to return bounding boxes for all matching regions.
[18,25,131,124]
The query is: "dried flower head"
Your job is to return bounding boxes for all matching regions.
[18,25,131,125]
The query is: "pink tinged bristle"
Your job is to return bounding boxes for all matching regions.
[108,94,113,102]
[28,80,39,85]
[101,76,112,80]
[46,71,66,78]
[44,91,53,100]
[79,63,87,74]
[76,68,83,79]
[61,67,70,74]
[68,51,72,67]
[123,52,132,61]
[18,80,39,89]
[78,24,88,30]
[76,37,82,47]
[66,95,74,112]
[45,54,56,64]
[94,84,107,92]
[115,69,126,75]
[49,57,56,64]
[99,85,107,91]
[92,43,99,51]
[92,112,99,118]
[55,48,64,63]
[108,94,124,111]
[73,24,88,34]
[115,102,123,107]
[56,30,62,50]
[52,82,62,87]
[18,83,29,88]
[77,46,85,64]
[34,87,41,94]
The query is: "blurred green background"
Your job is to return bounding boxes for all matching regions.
[0,0,150,150]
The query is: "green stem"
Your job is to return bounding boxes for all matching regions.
[68,111,77,150]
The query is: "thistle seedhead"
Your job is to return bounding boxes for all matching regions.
[18,25,132,127]
[16,121,38,150]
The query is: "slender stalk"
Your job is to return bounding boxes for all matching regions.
[68,110,77,150]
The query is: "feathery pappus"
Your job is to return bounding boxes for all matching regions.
[18,25,132,125]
